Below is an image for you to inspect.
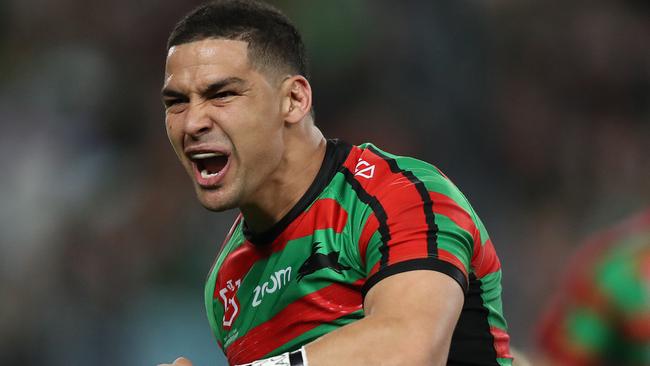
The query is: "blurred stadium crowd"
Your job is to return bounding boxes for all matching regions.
[1,0,648,364]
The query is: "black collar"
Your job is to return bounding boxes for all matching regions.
[242,139,352,245]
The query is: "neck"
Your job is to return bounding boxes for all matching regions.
[241,122,326,233]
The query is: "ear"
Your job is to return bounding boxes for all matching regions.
[281,75,312,124]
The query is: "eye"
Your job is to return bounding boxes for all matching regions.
[163,98,188,113]
[163,98,186,108]
[211,90,238,99]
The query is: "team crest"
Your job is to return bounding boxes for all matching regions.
[218,278,241,329]
[297,242,351,281]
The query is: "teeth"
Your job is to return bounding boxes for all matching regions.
[191,152,224,159]
[201,169,220,178]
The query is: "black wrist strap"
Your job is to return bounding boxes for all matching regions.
[288,349,304,366]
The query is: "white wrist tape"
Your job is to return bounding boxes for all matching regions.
[236,346,307,366]
[300,346,309,366]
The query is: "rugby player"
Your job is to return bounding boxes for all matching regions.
[536,207,650,365]
[159,1,512,365]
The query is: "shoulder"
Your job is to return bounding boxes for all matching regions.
[342,143,450,192]
[340,143,475,215]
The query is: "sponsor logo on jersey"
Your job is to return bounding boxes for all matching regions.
[219,278,241,330]
[297,241,351,282]
[355,159,375,179]
[252,266,292,307]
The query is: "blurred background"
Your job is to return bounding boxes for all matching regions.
[1,0,648,364]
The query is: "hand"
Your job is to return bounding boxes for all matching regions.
[157,356,193,366]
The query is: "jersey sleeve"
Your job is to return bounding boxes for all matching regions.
[355,171,478,298]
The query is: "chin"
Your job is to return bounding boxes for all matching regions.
[200,201,237,212]
[195,188,238,212]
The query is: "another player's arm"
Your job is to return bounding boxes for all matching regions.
[304,269,464,366]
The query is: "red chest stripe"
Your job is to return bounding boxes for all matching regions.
[226,280,364,365]
[274,198,348,244]
[215,198,349,298]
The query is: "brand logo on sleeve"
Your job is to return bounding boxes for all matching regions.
[219,279,241,329]
[297,242,351,281]
[355,159,375,179]
[252,266,292,307]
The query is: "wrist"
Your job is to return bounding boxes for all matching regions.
[237,346,308,366]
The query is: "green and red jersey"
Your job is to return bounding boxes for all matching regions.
[205,139,512,365]
[538,207,650,366]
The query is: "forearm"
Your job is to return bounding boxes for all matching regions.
[237,271,463,366]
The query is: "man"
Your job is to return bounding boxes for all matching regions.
[536,207,650,365]
[159,1,511,365]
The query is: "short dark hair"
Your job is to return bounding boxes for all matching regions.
[167,0,309,79]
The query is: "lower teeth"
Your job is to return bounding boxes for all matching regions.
[201,169,219,178]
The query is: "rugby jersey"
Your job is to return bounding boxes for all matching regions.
[205,139,512,365]
[538,208,650,365]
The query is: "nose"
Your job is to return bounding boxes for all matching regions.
[184,102,213,139]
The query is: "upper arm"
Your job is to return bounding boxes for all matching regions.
[349,152,478,330]
[364,269,464,363]
[339,148,490,361]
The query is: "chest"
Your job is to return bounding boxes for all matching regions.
[207,229,365,353]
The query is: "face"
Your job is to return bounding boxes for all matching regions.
[163,39,287,211]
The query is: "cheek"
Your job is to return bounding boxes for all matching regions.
[165,116,185,157]
[165,116,174,133]
[248,129,284,170]
[165,116,180,141]
[224,96,283,158]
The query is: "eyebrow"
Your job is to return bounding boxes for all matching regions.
[161,77,246,99]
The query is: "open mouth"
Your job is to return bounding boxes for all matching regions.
[188,152,230,186]
[192,153,228,176]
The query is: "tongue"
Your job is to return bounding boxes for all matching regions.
[203,156,228,174]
